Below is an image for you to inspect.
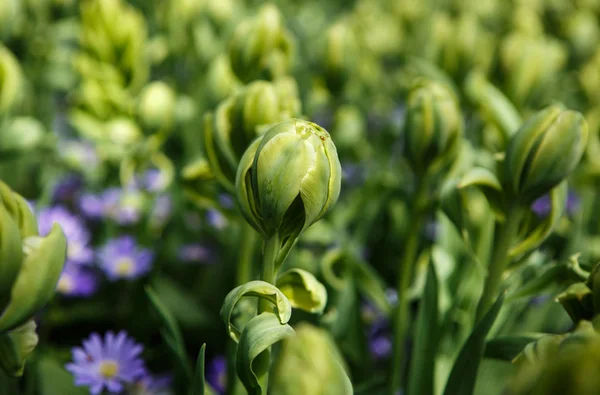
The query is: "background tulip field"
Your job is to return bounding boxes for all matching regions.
[3,0,600,394]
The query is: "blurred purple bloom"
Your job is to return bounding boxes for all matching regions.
[103,188,145,225]
[178,243,213,264]
[134,374,173,395]
[52,175,83,203]
[361,289,397,360]
[98,236,153,281]
[369,335,393,359]
[531,191,580,218]
[59,140,100,171]
[56,262,99,297]
[79,193,106,220]
[207,355,227,395]
[218,194,235,210]
[65,331,147,395]
[38,206,93,265]
[207,209,227,230]
[143,169,169,193]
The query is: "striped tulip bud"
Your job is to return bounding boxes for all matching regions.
[235,120,341,241]
[503,105,588,203]
[403,80,463,176]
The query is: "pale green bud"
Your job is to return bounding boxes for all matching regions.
[205,54,241,105]
[271,323,352,395]
[205,78,301,188]
[332,105,366,155]
[137,81,176,129]
[229,3,294,82]
[0,117,46,154]
[403,80,463,176]
[235,120,341,240]
[106,118,143,145]
[503,105,588,203]
[0,45,22,114]
[322,21,357,93]
[563,11,599,59]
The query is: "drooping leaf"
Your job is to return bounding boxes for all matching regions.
[220,281,292,343]
[0,320,38,377]
[192,344,206,395]
[276,269,327,313]
[484,334,545,361]
[236,313,295,395]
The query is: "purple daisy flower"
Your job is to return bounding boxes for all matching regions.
[133,373,173,395]
[56,262,99,297]
[178,243,213,264]
[66,331,147,395]
[206,355,227,395]
[98,236,153,281]
[79,193,106,220]
[532,190,580,218]
[38,206,93,265]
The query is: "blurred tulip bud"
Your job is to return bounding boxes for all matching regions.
[205,78,301,188]
[403,80,463,177]
[0,0,21,40]
[332,105,366,156]
[205,54,241,105]
[322,21,357,93]
[0,45,22,114]
[0,320,38,377]
[563,11,599,60]
[580,51,600,104]
[0,117,46,155]
[235,119,341,242]
[107,118,143,146]
[271,323,352,395]
[508,325,600,395]
[138,81,177,129]
[229,3,294,82]
[503,105,588,203]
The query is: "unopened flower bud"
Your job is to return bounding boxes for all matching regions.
[403,80,463,176]
[503,105,588,203]
[235,119,341,240]
[138,82,176,129]
[0,45,22,114]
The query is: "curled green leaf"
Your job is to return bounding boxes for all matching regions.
[220,281,292,343]
[276,269,327,314]
[236,313,295,395]
[0,320,38,377]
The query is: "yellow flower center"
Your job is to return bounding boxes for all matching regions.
[56,276,73,293]
[116,257,135,275]
[98,360,119,378]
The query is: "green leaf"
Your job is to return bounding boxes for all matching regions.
[352,255,392,317]
[192,344,206,395]
[458,167,505,217]
[443,295,504,395]
[38,356,88,395]
[276,269,327,313]
[484,334,545,361]
[0,204,23,313]
[0,224,67,332]
[0,320,38,377]
[236,313,295,395]
[509,181,568,260]
[407,262,439,395]
[145,286,192,380]
[220,281,292,343]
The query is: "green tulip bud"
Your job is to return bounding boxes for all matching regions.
[229,3,294,82]
[0,117,46,154]
[138,81,176,129]
[0,45,22,114]
[205,54,241,105]
[563,11,599,60]
[205,78,301,189]
[107,118,143,146]
[332,105,367,157]
[403,80,464,177]
[0,320,38,377]
[271,323,352,395]
[0,0,21,40]
[503,105,588,203]
[322,21,357,93]
[235,119,341,241]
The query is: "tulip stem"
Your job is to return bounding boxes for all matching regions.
[237,223,257,285]
[257,233,281,395]
[390,180,427,395]
[475,204,522,322]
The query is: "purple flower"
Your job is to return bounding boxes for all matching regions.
[38,206,93,265]
[65,331,147,395]
[206,209,227,230]
[178,243,213,264]
[361,289,397,361]
[52,175,83,203]
[218,194,235,210]
[134,374,173,395]
[98,236,153,281]
[102,188,145,225]
[531,190,580,218]
[567,191,580,217]
[79,193,106,220]
[207,355,227,394]
[56,262,99,297]
[143,169,169,193]
[369,335,392,359]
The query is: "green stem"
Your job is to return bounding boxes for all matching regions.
[475,205,523,322]
[237,223,257,285]
[257,233,281,394]
[390,182,427,395]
